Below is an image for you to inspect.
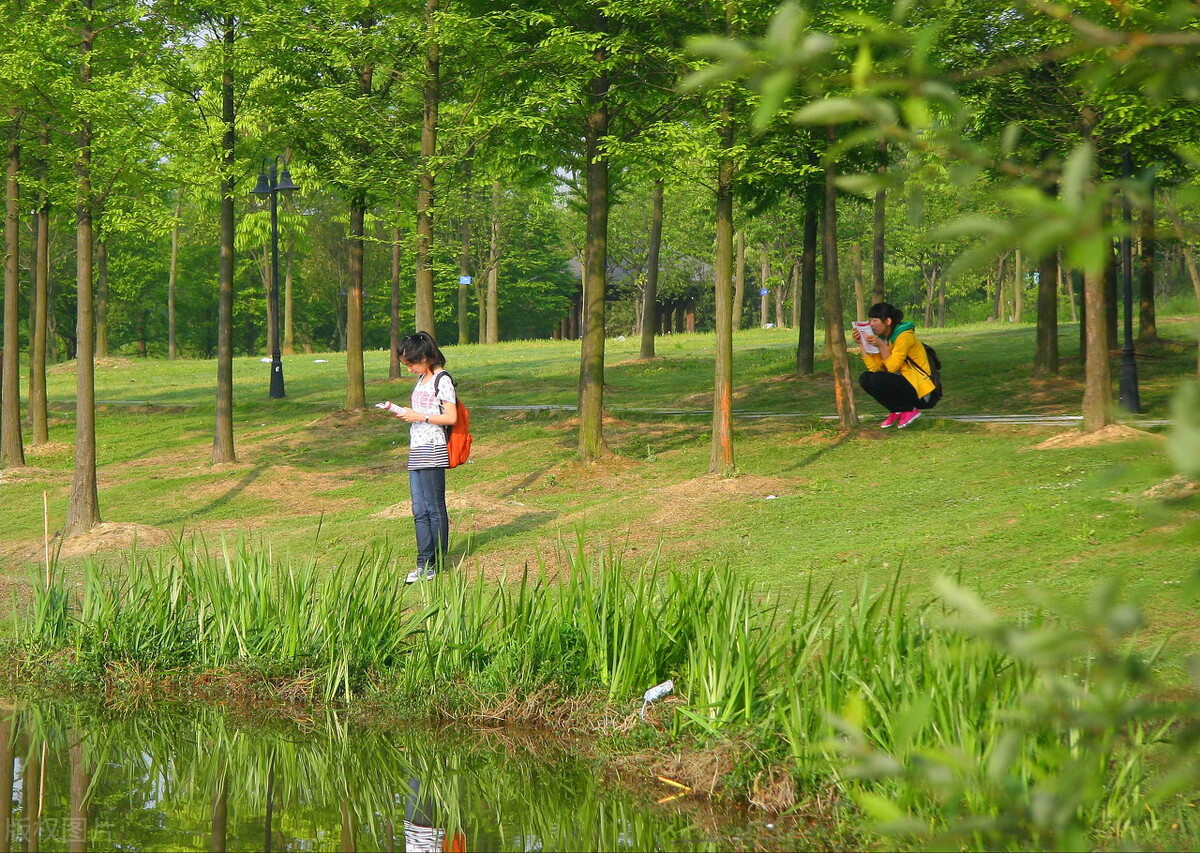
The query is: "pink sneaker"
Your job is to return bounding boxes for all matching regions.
[880,412,902,428]
[896,409,922,429]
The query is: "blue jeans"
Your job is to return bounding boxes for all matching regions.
[409,468,449,570]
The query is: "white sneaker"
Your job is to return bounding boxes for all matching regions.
[405,566,437,584]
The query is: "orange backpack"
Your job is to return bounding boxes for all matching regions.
[434,372,472,468]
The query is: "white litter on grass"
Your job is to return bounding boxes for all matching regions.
[641,679,674,720]
[313,359,328,363]
[260,357,272,363]
[765,494,778,500]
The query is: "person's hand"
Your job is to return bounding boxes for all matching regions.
[864,333,881,347]
[399,408,427,423]
[852,327,863,344]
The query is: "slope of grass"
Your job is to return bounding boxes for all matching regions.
[1,319,1197,657]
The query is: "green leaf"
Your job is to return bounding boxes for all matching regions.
[792,97,866,125]
[1061,142,1095,212]
[855,791,907,823]
[1168,381,1200,479]
[852,43,872,92]
[836,173,884,196]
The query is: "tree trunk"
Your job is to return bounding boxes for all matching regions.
[790,258,800,329]
[390,224,402,379]
[31,182,49,445]
[168,197,180,359]
[1034,248,1059,375]
[2,110,25,467]
[212,15,237,464]
[577,55,609,462]
[759,251,769,327]
[993,253,1006,320]
[795,185,817,374]
[95,237,108,357]
[871,138,886,305]
[639,177,663,359]
[773,268,784,327]
[1062,252,1077,322]
[710,95,735,475]
[283,229,295,354]
[1138,184,1158,343]
[346,198,367,410]
[823,127,858,430]
[1082,265,1113,430]
[486,180,500,345]
[69,733,89,853]
[937,275,947,327]
[68,2,101,532]
[414,0,439,334]
[1105,239,1118,351]
[1013,248,1023,324]
[0,711,13,851]
[850,241,865,322]
[210,759,228,853]
[1165,194,1200,378]
[733,229,745,330]
[923,265,936,327]
[1077,268,1087,361]
[458,174,471,345]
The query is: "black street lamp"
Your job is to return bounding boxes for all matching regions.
[251,157,299,399]
[1118,149,1141,414]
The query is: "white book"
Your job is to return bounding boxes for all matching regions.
[853,321,880,354]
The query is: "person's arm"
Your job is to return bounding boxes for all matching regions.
[881,331,914,373]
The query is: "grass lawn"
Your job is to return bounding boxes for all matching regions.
[1,318,1198,666]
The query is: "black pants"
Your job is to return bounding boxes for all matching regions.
[859,370,919,413]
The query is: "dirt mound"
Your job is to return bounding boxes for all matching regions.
[1142,475,1200,501]
[0,466,57,485]
[49,357,138,373]
[1030,424,1159,450]
[57,522,173,558]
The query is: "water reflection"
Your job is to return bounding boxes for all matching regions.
[0,700,762,852]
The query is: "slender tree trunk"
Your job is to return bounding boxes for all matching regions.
[578,52,610,461]
[210,758,228,853]
[414,0,439,334]
[796,185,817,374]
[212,15,236,464]
[31,184,49,444]
[923,265,936,327]
[68,2,100,531]
[639,178,663,359]
[168,196,181,359]
[937,275,947,327]
[1034,248,1059,375]
[95,237,108,357]
[2,110,24,466]
[1013,248,1023,324]
[823,127,857,429]
[486,180,500,345]
[774,272,785,327]
[1138,184,1158,343]
[850,241,865,321]
[457,185,471,346]
[759,251,769,327]
[346,198,367,410]
[1062,252,1078,322]
[0,711,13,851]
[283,229,295,354]
[710,94,735,475]
[733,229,745,330]
[1082,265,1113,430]
[1077,268,1087,361]
[69,733,89,853]
[1165,194,1200,378]
[390,224,402,379]
[1105,238,1119,351]
[872,138,886,305]
[790,258,800,329]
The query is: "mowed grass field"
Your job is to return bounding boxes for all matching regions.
[1,317,1198,664]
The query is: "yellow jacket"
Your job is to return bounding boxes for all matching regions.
[861,328,936,399]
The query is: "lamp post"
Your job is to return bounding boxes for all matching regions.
[1118,149,1141,414]
[251,157,299,399]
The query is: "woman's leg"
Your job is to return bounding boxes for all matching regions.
[409,469,435,570]
[425,467,449,567]
[859,371,919,413]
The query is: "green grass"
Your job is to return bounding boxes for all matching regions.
[2,318,1199,657]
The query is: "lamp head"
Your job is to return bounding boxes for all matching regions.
[276,168,299,195]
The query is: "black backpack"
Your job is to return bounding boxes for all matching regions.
[907,344,943,410]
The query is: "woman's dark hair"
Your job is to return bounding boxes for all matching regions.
[867,302,904,326]
[396,331,446,368]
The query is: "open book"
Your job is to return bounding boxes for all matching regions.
[853,321,880,354]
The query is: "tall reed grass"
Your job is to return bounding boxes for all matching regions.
[13,538,1197,849]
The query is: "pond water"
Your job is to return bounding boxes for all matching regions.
[0,699,797,852]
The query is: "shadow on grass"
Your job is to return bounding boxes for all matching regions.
[776,431,855,474]
[457,511,560,560]
[161,465,267,524]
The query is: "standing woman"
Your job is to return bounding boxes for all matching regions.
[853,302,936,429]
[389,331,458,583]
